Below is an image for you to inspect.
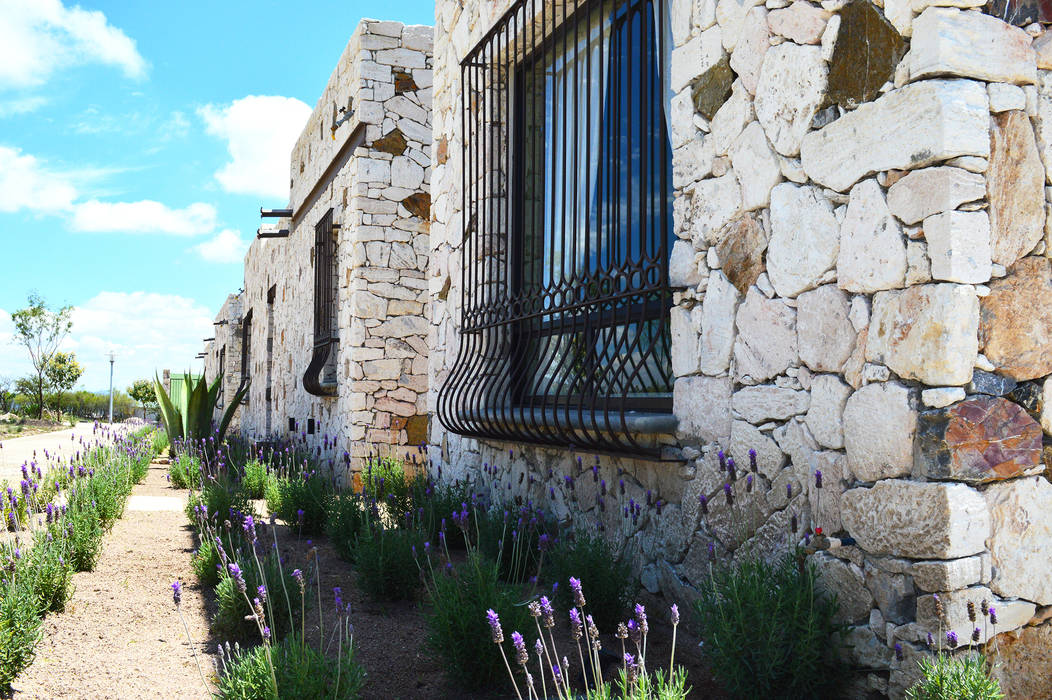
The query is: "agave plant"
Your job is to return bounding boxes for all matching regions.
[153,372,247,460]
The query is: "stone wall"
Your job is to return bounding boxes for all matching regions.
[206,18,433,474]
[431,1,1052,696]
[203,293,244,427]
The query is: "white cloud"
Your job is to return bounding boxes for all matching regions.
[0,145,78,213]
[0,144,217,235]
[0,95,47,117]
[0,0,147,90]
[199,95,311,198]
[71,199,217,235]
[194,229,249,263]
[0,292,210,391]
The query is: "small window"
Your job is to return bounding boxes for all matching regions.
[303,209,339,396]
[217,346,226,408]
[240,309,252,403]
[436,0,675,457]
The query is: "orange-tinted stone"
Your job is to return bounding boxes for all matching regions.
[401,192,431,220]
[980,257,1052,381]
[393,70,418,94]
[916,396,1043,483]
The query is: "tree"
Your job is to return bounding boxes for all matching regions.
[11,294,73,419]
[128,379,157,420]
[0,376,13,413]
[45,351,83,417]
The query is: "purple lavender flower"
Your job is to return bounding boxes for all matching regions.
[671,604,680,626]
[485,608,504,644]
[989,606,998,625]
[539,596,555,629]
[972,627,981,643]
[263,626,271,641]
[724,483,734,505]
[746,474,754,492]
[946,631,958,649]
[569,576,585,608]
[569,608,583,640]
[718,450,726,471]
[707,541,716,563]
[699,493,708,515]
[814,470,823,489]
[534,638,544,658]
[257,585,267,603]
[926,632,934,649]
[894,643,903,661]
[512,631,528,666]
[634,604,648,636]
[749,448,757,472]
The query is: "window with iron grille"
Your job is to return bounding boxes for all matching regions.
[240,309,252,403]
[437,0,676,457]
[217,345,226,408]
[303,209,339,397]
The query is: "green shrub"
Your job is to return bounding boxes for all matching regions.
[186,473,252,528]
[325,490,368,562]
[425,552,531,690]
[242,460,272,500]
[215,636,365,700]
[213,551,303,643]
[413,479,472,550]
[545,527,632,632]
[692,551,846,700]
[0,579,43,691]
[191,538,221,588]
[66,505,104,572]
[355,526,423,602]
[169,454,201,489]
[363,456,413,522]
[906,653,1003,700]
[23,529,74,613]
[268,472,331,535]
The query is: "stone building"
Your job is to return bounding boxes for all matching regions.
[429,0,1052,697]
[202,293,246,426]
[205,18,433,470]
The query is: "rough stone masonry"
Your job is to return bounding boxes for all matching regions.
[428,1,1052,698]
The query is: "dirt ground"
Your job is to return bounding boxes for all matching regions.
[10,463,215,700]
[7,461,726,699]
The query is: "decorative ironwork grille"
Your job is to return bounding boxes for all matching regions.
[437,0,676,457]
[217,346,226,407]
[240,309,252,402]
[303,208,339,396]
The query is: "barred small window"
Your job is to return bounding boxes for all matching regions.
[240,309,252,403]
[303,208,339,397]
[437,0,676,457]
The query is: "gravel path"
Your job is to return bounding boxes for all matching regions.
[10,462,216,699]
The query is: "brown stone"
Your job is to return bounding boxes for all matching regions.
[980,257,1052,381]
[715,213,767,294]
[393,70,418,94]
[915,397,1043,483]
[691,56,734,121]
[990,622,1052,700]
[401,192,431,220]
[826,0,907,109]
[373,128,408,156]
[985,0,1052,27]
[405,414,428,446]
[436,137,449,165]
[988,110,1045,267]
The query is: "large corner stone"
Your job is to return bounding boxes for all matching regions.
[979,256,1052,381]
[915,397,1043,483]
[886,166,986,225]
[826,0,905,109]
[990,623,1052,700]
[923,210,992,284]
[987,110,1046,267]
[867,283,979,386]
[909,8,1037,85]
[797,284,856,373]
[837,178,907,293]
[699,270,742,375]
[714,213,767,294]
[985,476,1052,605]
[754,42,827,157]
[814,552,874,625]
[841,480,990,559]
[675,375,732,443]
[733,288,798,382]
[800,79,989,192]
[767,182,839,297]
[844,381,918,482]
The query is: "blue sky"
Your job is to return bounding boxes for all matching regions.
[0,0,434,391]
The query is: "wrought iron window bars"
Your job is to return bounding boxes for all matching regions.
[437,0,676,458]
[303,208,339,397]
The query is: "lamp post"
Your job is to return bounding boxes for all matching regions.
[107,351,116,424]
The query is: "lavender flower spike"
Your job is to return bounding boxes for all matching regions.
[171,580,182,606]
[512,631,528,666]
[670,603,680,626]
[569,576,586,608]
[486,608,504,644]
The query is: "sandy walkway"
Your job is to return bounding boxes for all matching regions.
[0,422,123,485]
[10,462,216,699]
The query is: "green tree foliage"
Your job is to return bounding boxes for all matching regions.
[0,377,14,413]
[10,294,73,419]
[44,352,83,417]
[127,379,157,419]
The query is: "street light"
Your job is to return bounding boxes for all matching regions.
[107,351,116,424]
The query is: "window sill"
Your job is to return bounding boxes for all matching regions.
[463,406,677,436]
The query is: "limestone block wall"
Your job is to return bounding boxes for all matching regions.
[210,18,433,474]
[203,293,244,429]
[431,1,1052,696]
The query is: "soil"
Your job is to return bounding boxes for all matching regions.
[8,461,729,699]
